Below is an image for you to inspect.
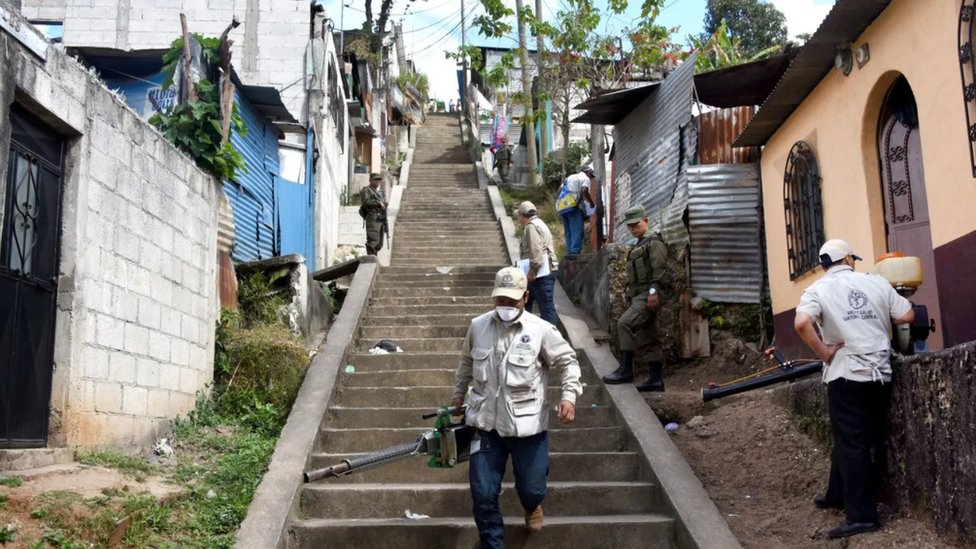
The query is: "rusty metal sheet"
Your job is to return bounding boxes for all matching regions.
[697,107,759,165]
[688,163,763,303]
[612,56,697,248]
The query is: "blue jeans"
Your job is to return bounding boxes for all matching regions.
[560,208,584,254]
[469,429,549,549]
[526,274,558,326]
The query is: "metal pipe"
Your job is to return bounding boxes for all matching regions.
[701,361,823,402]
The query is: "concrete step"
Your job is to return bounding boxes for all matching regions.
[372,273,497,283]
[380,266,500,275]
[307,451,638,483]
[331,386,609,409]
[339,368,601,388]
[367,299,491,311]
[361,305,487,318]
[360,325,469,339]
[345,352,461,370]
[301,481,658,519]
[373,279,493,289]
[325,404,614,429]
[363,314,480,326]
[355,337,462,352]
[388,255,509,266]
[288,514,676,549]
[371,286,494,298]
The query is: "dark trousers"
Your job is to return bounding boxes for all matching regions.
[469,429,549,549]
[825,378,891,524]
[526,274,558,326]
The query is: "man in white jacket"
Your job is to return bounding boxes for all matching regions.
[452,266,582,548]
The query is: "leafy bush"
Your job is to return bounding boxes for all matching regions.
[236,270,289,328]
[542,140,590,191]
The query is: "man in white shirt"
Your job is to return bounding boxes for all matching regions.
[794,239,914,539]
[516,201,559,325]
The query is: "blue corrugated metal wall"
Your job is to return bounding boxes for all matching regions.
[225,90,279,262]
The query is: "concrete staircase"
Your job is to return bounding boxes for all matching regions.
[286,114,678,548]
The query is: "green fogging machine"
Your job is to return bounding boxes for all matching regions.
[303,405,473,483]
[701,254,936,403]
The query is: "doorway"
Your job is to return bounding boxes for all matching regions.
[0,106,66,447]
[877,77,942,350]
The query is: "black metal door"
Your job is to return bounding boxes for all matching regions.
[0,107,65,448]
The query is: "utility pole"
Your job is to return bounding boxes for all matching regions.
[516,0,538,184]
[534,0,547,158]
[460,0,469,113]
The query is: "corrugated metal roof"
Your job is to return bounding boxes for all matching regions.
[697,107,759,165]
[612,56,696,248]
[688,163,763,303]
[734,0,893,147]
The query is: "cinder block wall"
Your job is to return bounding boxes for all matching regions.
[1,16,218,448]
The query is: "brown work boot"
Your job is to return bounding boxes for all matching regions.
[524,505,543,532]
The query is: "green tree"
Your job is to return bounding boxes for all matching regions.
[688,19,782,73]
[702,0,787,59]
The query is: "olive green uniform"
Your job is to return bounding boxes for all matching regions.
[494,145,512,182]
[618,232,668,360]
[360,184,386,255]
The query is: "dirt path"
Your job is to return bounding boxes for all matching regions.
[645,360,962,549]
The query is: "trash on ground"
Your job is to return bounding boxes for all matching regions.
[369,340,403,354]
[344,365,356,373]
[404,510,430,520]
[664,422,680,433]
[153,438,174,456]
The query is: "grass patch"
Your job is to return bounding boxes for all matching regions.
[76,449,153,478]
[0,476,22,488]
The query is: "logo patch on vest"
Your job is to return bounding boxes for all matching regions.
[848,290,868,310]
[520,335,531,344]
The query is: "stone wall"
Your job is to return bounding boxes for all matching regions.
[888,343,976,542]
[1,14,218,449]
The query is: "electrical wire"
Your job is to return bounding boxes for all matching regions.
[399,5,464,34]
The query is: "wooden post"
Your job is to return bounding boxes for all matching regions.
[179,13,198,103]
[218,17,240,145]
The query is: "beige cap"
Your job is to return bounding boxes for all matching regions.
[491,266,528,300]
[517,201,537,216]
[819,239,862,263]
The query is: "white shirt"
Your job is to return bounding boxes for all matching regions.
[563,172,590,196]
[796,266,912,383]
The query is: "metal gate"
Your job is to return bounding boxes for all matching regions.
[0,106,65,448]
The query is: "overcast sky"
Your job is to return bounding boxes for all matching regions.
[319,0,834,101]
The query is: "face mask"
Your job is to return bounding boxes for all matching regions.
[495,306,520,322]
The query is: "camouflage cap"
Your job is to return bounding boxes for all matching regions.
[369,172,382,180]
[623,205,647,225]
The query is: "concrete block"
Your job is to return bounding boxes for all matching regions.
[139,242,162,277]
[117,229,141,262]
[154,218,175,253]
[96,313,125,350]
[126,263,152,297]
[138,297,161,330]
[94,381,123,413]
[149,331,170,362]
[113,288,139,323]
[109,351,137,384]
[159,363,181,391]
[162,309,182,337]
[136,358,160,388]
[88,148,117,190]
[101,414,135,446]
[181,313,201,344]
[147,389,170,418]
[170,338,190,366]
[84,345,110,379]
[123,322,149,355]
[178,366,198,393]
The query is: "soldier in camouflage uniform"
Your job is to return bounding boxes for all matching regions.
[494,138,512,183]
[602,205,669,392]
[360,172,387,255]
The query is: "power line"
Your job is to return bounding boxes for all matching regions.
[399,5,464,34]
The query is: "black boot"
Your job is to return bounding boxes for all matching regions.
[636,362,665,392]
[603,351,634,384]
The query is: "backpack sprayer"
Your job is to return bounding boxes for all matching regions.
[303,405,473,483]
[701,253,935,402]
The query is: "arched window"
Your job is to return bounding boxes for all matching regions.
[959,0,976,176]
[783,141,824,279]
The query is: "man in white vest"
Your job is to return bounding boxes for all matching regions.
[516,201,559,325]
[452,266,582,548]
[794,239,914,539]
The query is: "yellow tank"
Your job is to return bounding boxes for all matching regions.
[870,253,924,289]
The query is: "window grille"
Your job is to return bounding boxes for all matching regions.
[783,141,824,279]
[959,0,976,176]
